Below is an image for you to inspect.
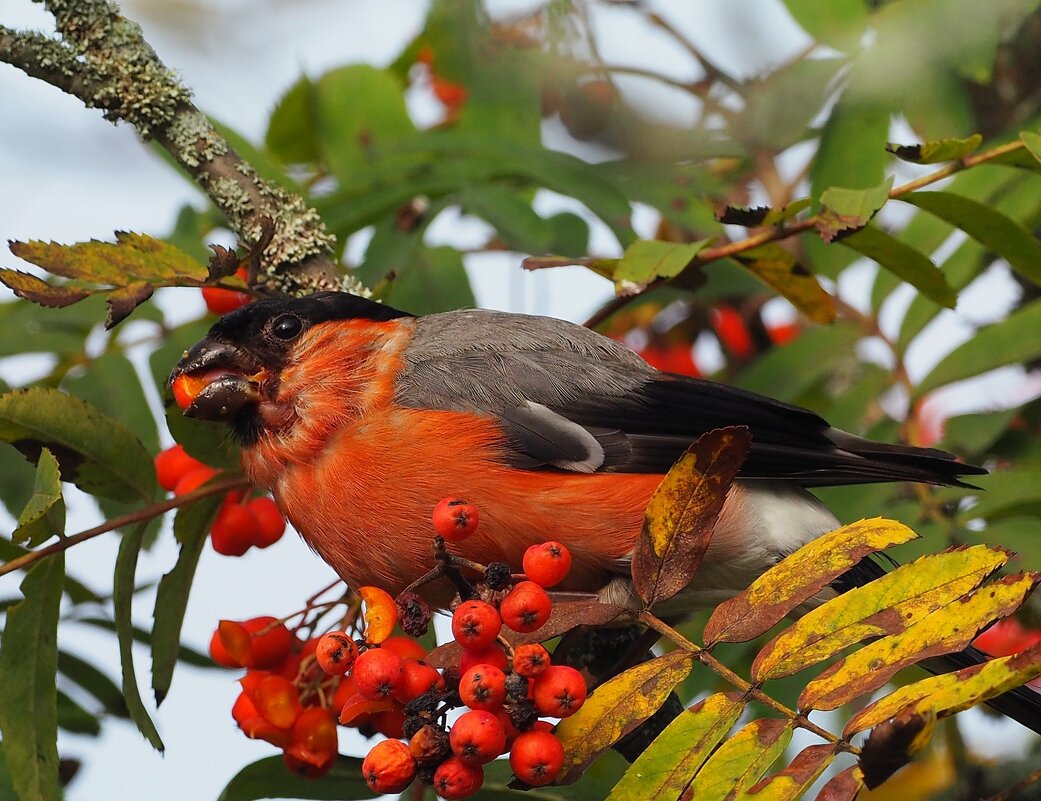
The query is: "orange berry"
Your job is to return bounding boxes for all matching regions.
[396,658,445,703]
[231,691,290,747]
[210,502,257,557]
[371,707,407,739]
[173,465,217,496]
[248,496,286,548]
[452,600,501,650]
[432,497,480,541]
[533,665,586,718]
[242,616,293,669]
[208,627,239,668]
[430,75,469,109]
[410,723,451,764]
[253,674,302,729]
[315,631,358,675]
[171,372,209,410]
[458,644,508,676]
[337,690,393,727]
[522,542,572,588]
[500,581,552,633]
[283,749,335,779]
[449,710,505,766]
[201,268,252,315]
[512,643,551,678]
[352,648,404,701]
[153,444,204,491]
[381,635,427,661]
[434,757,484,799]
[286,706,338,773]
[459,664,507,711]
[509,730,565,786]
[359,585,398,644]
[362,739,417,794]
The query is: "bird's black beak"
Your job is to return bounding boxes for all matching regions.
[169,339,266,422]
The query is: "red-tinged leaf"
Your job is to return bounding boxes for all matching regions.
[845,641,1041,736]
[105,280,155,329]
[704,518,917,646]
[886,134,982,164]
[816,178,893,242]
[814,766,863,801]
[858,708,936,790]
[633,427,751,608]
[752,545,1008,682]
[508,598,628,645]
[605,692,745,801]
[735,244,835,324]
[555,650,694,784]
[682,718,793,801]
[0,271,90,307]
[741,744,837,801]
[800,573,1040,712]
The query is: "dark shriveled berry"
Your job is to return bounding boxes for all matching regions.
[484,561,513,591]
[405,689,441,716]
[505,672,530,701]
[507,699,539,731]
[396,591,432,637]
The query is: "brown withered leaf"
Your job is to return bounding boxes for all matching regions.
[105,281,154,329]
[0,271,90,308]
[703,518,917,645]
[745,743,837,800]
[632,426,751,608]
[859,708,936,789]
[814,766,863,801]
[206,244,240,281]
[717,205,771,226]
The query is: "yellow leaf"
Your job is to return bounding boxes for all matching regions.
[845,640,1041,735]
[800,573,1040,711]
[752,545,1008,682]
[734,744,836,801]
[556,650,694,784]
[633,427,750,608]
[684,718,792,801]
[606,692,745,801]
[736,244,835,323]
[704,519,917,645]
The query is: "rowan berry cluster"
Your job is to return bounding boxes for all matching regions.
[209,497,586,797]
[201,266,252,315]
[153,444,286,555]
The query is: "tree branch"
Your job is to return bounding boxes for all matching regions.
[0,2,362,297]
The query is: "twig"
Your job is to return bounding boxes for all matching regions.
[640,611,856,752]
[0,2,349,295]
[0,477,251,580]
[981,765,1041,801]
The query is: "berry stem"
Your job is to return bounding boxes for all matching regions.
[0,476,251,580]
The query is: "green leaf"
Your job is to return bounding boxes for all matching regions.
[735,323,861,401]
[216,755,372,801]
[686,719,793,801]
[56,689,101,737]
[1020,130,1041,168]
[546,212,590,258]
[0,555,64,801]
[781,0,867,48]
[840,225,956,307]
[458,185,553,252]
[886,134,983,164]
[4,233,206,327]
[902,190,1041,284]
[0,743,21,801]
[941,408,1019,455]
[151,495,223,706]
[380,245,476,315]
[614,240,710,293]
[113,523,164,751]
[739,58,844,152]
[64,351,160,455]
[0,297,98,359]
[314,64,416,182]
[817,178,894,242]
[955,471,1041,522]
[12,448,65,548]
[266,76,320,164]
[0,387,156,502]
[915,299,1041,396]
[57,651,129,718]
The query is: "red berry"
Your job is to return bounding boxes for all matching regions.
[253,674,302,729]
[283,749,335,779]
[231,691,290,747]
[522,541,572,588]
[154,444,204,491]
[243,616,293,668]
[396,658,445,703]
[210,502,257,557]
[500,581,552,633]
[362,739,417,794]
[509,730,565,786]
[512,643,551,678]
[434,757,484,799]
[352,648,404,701]
[315,631,358,675]
[286,706,338,774]
[452,600,502,650]
[209,627,239,668]
[459,664,507,711]
[381,635,427,661]
[449,710,506,765]
[458,644,508,676]
[533,665,586,718]
[432,497,480,542]
[248,496,286,548]
[371,707,407,739]
[202,268,252,315]
[173,465,217,496]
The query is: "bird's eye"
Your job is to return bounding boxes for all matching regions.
[271,315,303,340]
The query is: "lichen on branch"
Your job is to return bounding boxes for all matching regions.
[0,0,365,297]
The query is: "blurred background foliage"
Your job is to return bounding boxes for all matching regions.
[5,0,1041,799]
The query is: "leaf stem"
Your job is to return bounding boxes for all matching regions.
[0,478,251,580]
